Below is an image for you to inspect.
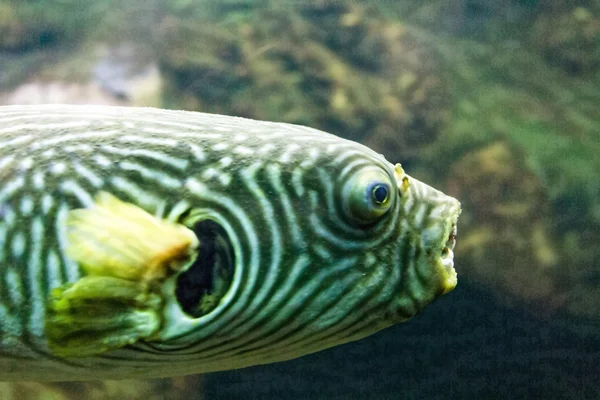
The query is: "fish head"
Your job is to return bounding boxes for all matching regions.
[155,140,461,368]
[294,152,461,326]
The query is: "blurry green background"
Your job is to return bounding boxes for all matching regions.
[0,0,598,399]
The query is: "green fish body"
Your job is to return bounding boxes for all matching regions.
[0,105,460,381]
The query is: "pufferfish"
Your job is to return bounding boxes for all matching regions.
[0,105,460,381]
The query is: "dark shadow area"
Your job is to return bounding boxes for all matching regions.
[205,280,600,399]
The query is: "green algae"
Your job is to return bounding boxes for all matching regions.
[158,2,450,162]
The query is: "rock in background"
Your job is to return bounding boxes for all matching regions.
[158,1,450,163]
[0,376,203,400]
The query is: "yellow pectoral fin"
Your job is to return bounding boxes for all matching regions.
[45,192,199,358]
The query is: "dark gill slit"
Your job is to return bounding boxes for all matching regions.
[175,219,235,318]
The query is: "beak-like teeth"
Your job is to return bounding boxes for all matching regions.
[441,225,456,275]
[447,225,457,251]
[442,249,454,265]
[440,246,456,294]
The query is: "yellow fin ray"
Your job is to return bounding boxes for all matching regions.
[66,192,199,282]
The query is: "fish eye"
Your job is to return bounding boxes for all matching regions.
[371,183,390,204]
[342,168,395,225]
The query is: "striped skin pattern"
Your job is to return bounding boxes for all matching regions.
[0,105,460,381]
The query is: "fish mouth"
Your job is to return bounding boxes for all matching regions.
[439,223,458,294]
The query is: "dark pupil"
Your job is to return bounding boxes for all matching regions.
[373,185,388,203]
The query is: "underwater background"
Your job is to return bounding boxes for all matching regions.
[0,0,598,399]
